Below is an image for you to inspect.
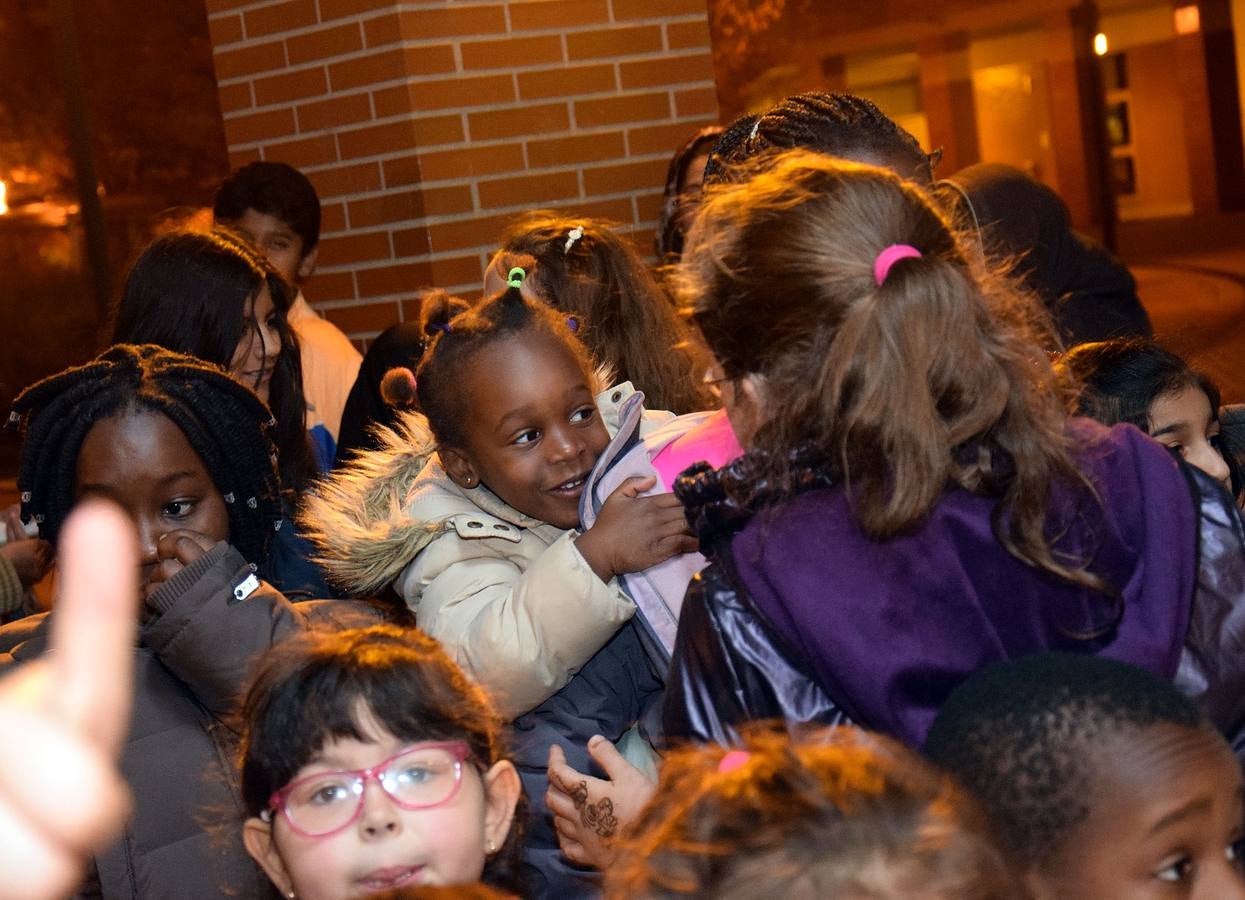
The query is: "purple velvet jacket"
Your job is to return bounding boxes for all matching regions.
[666,420,1218,748]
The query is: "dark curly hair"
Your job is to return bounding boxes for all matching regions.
[414,278,597,449]
[924,652,1208,873]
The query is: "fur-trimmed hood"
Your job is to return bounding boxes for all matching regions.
[299,410,446,594]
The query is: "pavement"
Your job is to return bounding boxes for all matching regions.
[1130,247,1245,403]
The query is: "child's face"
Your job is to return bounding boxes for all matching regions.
[1040,724,1245,899]
[1149,384,1232,493]
[441,332,609,529]
[225,208,315,286]
[243,717,520,898]
[75,409,229,597]
[230,284,281,404]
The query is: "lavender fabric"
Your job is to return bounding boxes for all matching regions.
[730,419,1197,746]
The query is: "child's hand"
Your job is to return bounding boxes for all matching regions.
[0,501,136,899]
[0,539,53,590]
[575,476,698,581]
[144,530,218,600]
[546,735,657,870]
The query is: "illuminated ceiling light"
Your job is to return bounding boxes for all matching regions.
[1093,32,1109,56]
[1174,5,1200,35]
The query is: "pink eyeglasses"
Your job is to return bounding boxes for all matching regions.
[262,741,471,838]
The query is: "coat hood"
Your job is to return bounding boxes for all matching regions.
[299,410,445,594]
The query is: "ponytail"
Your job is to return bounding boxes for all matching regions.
[682,151,1106,595]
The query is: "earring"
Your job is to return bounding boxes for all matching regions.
[287,892,296,899]
[487,838,497,854]
[464,475,477,487]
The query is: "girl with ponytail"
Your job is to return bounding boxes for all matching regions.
[662,150,1245,759]
[300,276,696,898]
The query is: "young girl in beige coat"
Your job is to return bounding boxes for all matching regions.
[302,277,695,897]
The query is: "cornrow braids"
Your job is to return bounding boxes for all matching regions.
[415,282,596,449]
[704,92,934,187]
[8,344,283,565]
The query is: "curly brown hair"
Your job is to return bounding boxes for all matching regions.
[605,726,1023,899]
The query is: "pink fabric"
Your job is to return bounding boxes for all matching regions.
[651,409,743,489]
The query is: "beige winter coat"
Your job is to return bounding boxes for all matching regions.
[303,383,663,718]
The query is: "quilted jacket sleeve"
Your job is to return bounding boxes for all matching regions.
[663,554,849,748]
[143,541,385,720]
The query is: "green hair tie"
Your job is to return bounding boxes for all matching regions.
[507,266,526,289]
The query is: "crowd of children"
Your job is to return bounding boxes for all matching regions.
[2,91,1245,900]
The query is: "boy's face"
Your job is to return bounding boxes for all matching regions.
[1040,724,1245,900]
[224,208,316,286]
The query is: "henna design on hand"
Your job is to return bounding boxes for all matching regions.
[562,779,619,839]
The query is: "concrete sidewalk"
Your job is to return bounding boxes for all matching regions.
[1131,248,1245,403]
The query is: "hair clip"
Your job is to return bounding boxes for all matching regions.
[19,492,30,503]
[566,316,580,333]
[274,519,284,531]
[749,118,761,141]
[33,514,44,524]
[718,750,750,774]
[6,411,18,425]
[247,497,258,509]
[223,492,236,504]
[507,266,526,289]
[563,225,584,254]
[873,243,922,286]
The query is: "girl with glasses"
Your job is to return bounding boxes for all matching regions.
[239,624,524,898]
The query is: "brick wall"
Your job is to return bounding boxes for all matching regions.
[204,0,719,343]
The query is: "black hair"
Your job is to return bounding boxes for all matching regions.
[414,280,595,449]
[1060,338,1242,494]
[213,160,322,254]
[8,343,283,564]
[110,228,315,495]
[1061,338,1219,430]
[656,125,724,260]
[239,624,525,893]
[704,92,934,187]
[924,652,1207,873]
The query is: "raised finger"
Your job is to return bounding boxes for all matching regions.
[50,501,138,752]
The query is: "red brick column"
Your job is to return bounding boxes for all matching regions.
[1042,2,1113,237]
[1173,0,1245,213]
[917,32,980,176]
[205,0,719,340]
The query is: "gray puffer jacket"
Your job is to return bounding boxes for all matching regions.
[0,542,383,899]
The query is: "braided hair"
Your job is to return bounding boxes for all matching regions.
[415,277,596,450]
[704,92,934,187]
[9,344,283,565]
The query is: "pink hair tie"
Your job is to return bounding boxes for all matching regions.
[873,243,922,286]
[718,750,750,774]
